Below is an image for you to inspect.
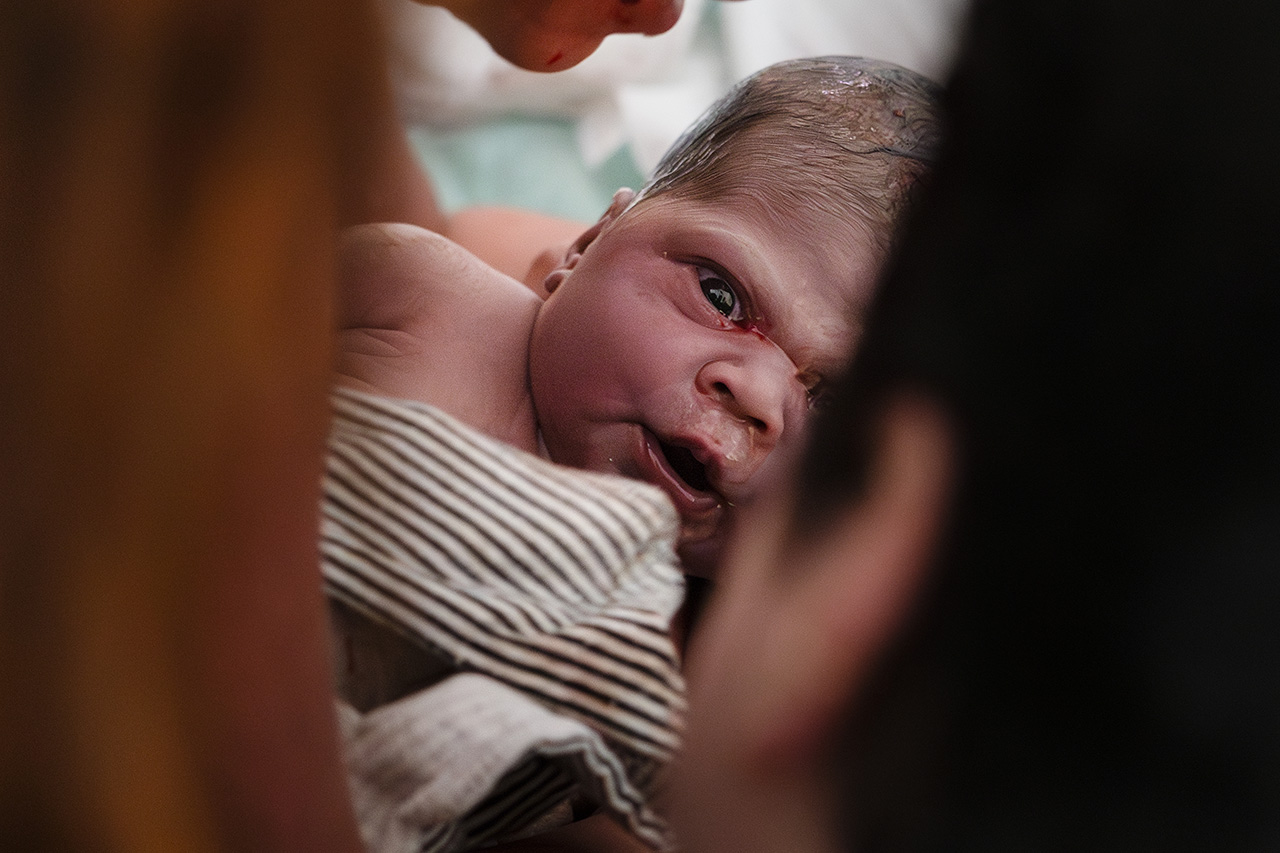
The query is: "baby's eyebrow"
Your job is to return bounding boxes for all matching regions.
[771,298,853,367]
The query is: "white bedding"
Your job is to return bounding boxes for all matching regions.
[389,0,968,219]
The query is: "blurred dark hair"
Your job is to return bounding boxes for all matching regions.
[792,0,1280,847]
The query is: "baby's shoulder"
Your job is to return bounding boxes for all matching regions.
[334,222,542,451]
[338,222,537,333]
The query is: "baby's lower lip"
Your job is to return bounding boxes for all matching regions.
[633,427,721,519]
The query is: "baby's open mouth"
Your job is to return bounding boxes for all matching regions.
[658,440,712,493]
[635,428,722,519]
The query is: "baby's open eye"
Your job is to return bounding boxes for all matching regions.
[698,266,744,322]
[801,375,829,411]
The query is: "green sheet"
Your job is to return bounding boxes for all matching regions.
[409,118,646,223]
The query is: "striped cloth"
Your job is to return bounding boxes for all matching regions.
[322,388,686,852]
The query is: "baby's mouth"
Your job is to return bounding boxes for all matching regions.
[635,428,722,518]
[659,440,712,493]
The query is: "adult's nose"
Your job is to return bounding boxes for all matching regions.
[627,0,748,37]
[617,0,748,38]
[614,0,685,37]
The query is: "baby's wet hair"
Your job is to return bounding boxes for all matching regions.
[635,56,944,260]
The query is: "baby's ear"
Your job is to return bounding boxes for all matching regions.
[543,188,635,294]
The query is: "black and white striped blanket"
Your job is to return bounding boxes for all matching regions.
[322,388,686,852]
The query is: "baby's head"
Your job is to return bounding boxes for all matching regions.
[640,55,942,265]
[529,56,942,577]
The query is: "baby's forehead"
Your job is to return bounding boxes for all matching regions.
[726,185,886,285]
[707,147,903,241]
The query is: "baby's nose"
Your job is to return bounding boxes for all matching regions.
[694,351,807,482]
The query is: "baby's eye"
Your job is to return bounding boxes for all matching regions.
[802,376,829,411]
[698,266,744,322]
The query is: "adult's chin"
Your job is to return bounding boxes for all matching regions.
[497,29,605,72]
[445,4,604,72]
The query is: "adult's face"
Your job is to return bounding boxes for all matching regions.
[430,0,688,72]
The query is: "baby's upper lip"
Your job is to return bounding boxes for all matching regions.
[664,426,759,493]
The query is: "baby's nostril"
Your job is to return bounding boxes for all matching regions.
[708,381,767,431]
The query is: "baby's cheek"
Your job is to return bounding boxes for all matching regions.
[614,331,683,380]
[753,434,811,505]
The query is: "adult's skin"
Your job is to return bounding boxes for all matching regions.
[442,0,688,71]
[0,1,719,850]
[351,0,730,232]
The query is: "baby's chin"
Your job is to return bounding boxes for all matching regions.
[677,527,727,580]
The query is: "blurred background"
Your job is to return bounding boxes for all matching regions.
[383,0,969,223]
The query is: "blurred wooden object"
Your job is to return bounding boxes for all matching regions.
[0,1,385,849]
